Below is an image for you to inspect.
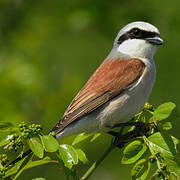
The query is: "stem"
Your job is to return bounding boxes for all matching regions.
[81,124,146,180]
[56,152,70,180]
[80,143,115,180]
[143,136,161,169]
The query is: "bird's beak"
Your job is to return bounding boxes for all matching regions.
[146,35,164,45]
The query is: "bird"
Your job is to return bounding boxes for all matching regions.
[52,21,163,140]
[9,21,163,167]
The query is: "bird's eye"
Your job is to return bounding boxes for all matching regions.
[131,28,141,37]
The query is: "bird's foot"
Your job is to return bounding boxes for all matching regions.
[108,122,149,148]
[107,121,145,129]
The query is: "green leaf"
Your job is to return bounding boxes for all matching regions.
[122,140,147,164]
[131,158,151,180]
[150,102,176,122]
[162,122,173,131]
[147,132,180,178]
[59,144,78,169]
[28,137,44,158]
[76,149,88,164]
[169,172,180,180]
[0,134,17,147]
[5,156,28,177]
[0,162,3,169]
[11,154,32,180]
[90,133,101,142]
[0,138,9,147]
[72,133,92,145]
[148,132,179,156]
[12,156,56,180]
[24,156,57,170]
[40,135,59,152]
[164,158,180,179]
[32,178,46,180]
[150,172,159,180]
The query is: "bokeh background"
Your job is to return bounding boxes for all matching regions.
[0,0,180,179]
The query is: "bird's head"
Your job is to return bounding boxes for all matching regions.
[114,21,163,59]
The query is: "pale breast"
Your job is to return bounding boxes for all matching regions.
[98,58,156,129]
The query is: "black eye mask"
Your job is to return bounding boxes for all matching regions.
[117,28,160,44]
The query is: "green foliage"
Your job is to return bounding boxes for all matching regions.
[76,149,88,164]
[123,102,180,180]
[0,138,10,147]
[72,133,101,145]
[150,102,176,122]
[12,156,56,180]
[0,102,179,180]
[147,132,180,178]
[5,156,56,179]
[162,122,173,131]
[40,135,59,152]
[72,133,92,145]
[28,137,44,158]
[131,159,151,180]
[58,144,79,169]
[122,140,147,164]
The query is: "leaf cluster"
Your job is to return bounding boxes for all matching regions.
[120,102,180,180]
[0,102,179,180]
[0,123,88,180]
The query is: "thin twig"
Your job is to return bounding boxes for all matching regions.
[80,143,115,180]
[80,123,148,180]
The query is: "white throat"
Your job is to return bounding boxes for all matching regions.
[117,39,157,59]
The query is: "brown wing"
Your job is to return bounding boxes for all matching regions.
[52,58,145,134]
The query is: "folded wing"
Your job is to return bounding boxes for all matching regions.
[52,58,145,134]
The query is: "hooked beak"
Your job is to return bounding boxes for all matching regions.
[146,35,164,45]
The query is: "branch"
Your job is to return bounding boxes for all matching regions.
[80,143,115,180]
[0,102,179,180]
[80,124,147,180]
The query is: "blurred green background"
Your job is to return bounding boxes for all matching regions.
[0,0,180,179]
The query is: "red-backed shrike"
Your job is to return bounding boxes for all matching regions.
[52,21,163,139]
